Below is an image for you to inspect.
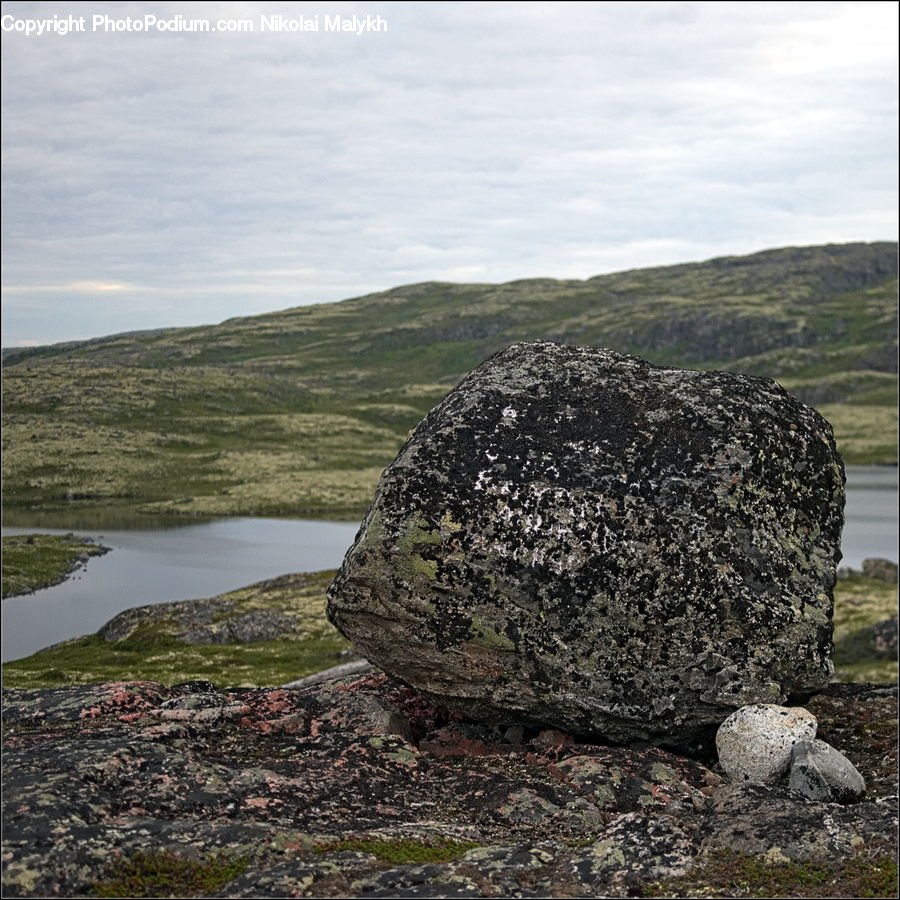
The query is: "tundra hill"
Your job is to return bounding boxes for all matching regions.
[2,241,897,520]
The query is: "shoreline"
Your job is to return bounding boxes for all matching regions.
[1,533,111,600]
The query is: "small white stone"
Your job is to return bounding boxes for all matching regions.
[716,703,818,785]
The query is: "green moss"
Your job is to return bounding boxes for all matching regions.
[832,574,898,683]
[468,616,516,651]
[643,848,898,898]
[2,533,109,598]
[91,850,247,898]
[1,630,351,690]
[316,837,480,865]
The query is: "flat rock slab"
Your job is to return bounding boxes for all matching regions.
[328,341,844,741]
[2,678,895,899]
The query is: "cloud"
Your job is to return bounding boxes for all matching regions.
[1,0,897,346]
[2,281,133,294]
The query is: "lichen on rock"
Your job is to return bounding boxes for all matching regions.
[327,341,845,741]
[2,677,894,898]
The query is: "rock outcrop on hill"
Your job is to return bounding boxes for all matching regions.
[328,342,845,742]
[2,677,896,898]
[863,558,899,584]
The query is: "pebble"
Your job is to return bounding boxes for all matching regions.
[716,703,817,784]
[789,739,866,803]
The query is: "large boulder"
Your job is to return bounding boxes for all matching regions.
[327,342,845,741]
[862,558,899,584]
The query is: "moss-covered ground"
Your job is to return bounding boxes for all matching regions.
[315,837,481,865]
[91,850,249,898]
[3,243,896,520]
[643,847,897,898]
[2,533,109,598]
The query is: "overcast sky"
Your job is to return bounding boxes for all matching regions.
[2,1,897,347]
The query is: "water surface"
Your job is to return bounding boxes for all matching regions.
[841,465,898,568]
[2,518,360,662]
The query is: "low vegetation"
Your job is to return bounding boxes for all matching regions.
[1,533,109,598]
[2,243,896,520]
[817,404,899,466]
[1,570,351,689]
[91,850,248,898]
[315,837,481,865]
[643,847,897,898]
[832,574,898,683]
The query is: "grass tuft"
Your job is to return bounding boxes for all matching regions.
[643,848,898,898]
[91,850,248,898]
[316,837,481,865]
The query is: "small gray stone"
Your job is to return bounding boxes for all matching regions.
[789,739,866,803]
[716,704,817,784]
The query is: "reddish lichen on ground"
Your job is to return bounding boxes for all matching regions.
[2,678,897,898]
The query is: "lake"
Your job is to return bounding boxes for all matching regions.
[1,518,362,662]
[2,465,897,662]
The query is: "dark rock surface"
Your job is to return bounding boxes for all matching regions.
[2,677,895,898]
[328,341,845,741]
[863,558,899,584]
[98,572,322,645]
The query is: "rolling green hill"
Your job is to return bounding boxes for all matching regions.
[2,241,897,520]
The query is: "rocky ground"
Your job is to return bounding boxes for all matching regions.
[2,674,897,898]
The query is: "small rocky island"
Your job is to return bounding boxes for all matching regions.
[2,344,896,898]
